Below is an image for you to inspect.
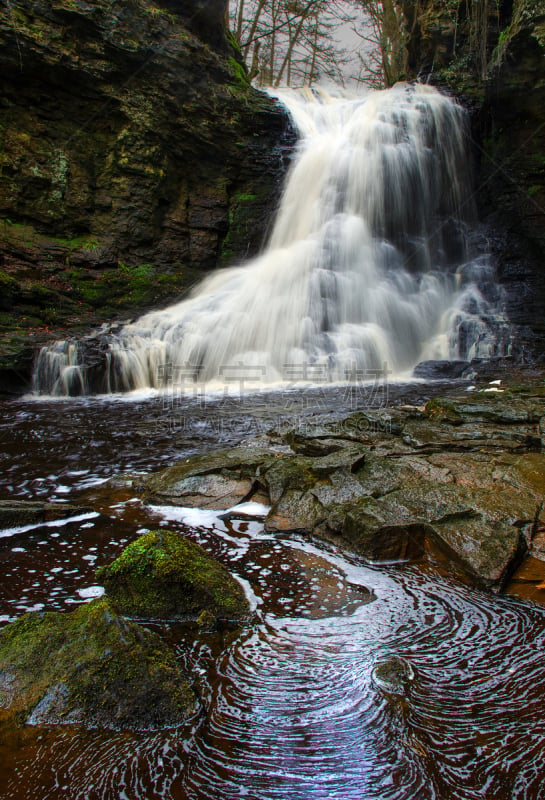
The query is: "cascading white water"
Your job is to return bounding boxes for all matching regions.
[33,83,510,396]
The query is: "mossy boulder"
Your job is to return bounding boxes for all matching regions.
[0,598,196,731]
[96,530,250,622]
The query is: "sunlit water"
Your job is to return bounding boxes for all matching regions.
[1,392,545,799]
[33,84,510,396]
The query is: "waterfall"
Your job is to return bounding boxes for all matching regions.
[33,83,510,396]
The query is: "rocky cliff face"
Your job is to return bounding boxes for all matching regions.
[0,0,294,389]
[482,2,545,353]
[402,0,545,359]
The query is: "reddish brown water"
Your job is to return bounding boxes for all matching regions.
[1,389,545,799]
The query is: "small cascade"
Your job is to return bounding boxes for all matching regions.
[33,340,86,397]
[33,83,511,396]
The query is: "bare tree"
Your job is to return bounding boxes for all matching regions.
[351,0,407,88]
[229,0,352,87]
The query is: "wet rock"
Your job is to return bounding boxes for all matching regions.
[139,385,545,591]
[143,445,276,509]
[262,456,317,505]
[96,530,250,623]
[311,471,370,507]
[372,656,415,696]
[0,501,92,530]
[262,448,368,532]
[505,453,545,502]
[284,434,349,457]
[265,489,326,534]
[413,360,472,380]
[339,498,430,562]
[435,395,544,425]
[0,598,197,731]
[150,473,254,510]
[432,514,526,588]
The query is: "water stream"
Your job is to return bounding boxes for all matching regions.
[1,391,545,799]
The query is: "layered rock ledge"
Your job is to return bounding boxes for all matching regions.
[141,382,545,591]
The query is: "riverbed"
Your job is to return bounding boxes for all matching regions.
[1,386,545,799]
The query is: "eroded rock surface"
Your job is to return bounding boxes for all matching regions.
[141,384,545,590]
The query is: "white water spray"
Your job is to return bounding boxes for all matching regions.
[33,84,510,396]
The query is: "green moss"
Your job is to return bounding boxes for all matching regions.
[220,189,262,266]
[0,270,21,310]
[96,530,250,621]
[81,236,100,251]
[262,456,318,505]
[234,192,257,203]
[68,262,190,310]
[0,269,19,291]
[425,397,463,425]
[228,56,250,88]
[0,598,196,730]
[142,3,175,23]
[52,234,87,248]
[226,29,244,60]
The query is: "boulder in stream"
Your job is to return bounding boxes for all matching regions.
[96,530,250,623]
[0,598,197,731]
[372,656,415,697]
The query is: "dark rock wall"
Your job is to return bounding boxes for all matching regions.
[482,3,545,351]
[0,0,294,388]
[401,0,545,359]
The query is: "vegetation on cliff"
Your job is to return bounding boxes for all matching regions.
[0,0,294,389]
[400,0,545,360]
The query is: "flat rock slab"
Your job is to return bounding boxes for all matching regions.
[150,473,254,510]
[136,387,545,590]
[143,445,277,509]
[0,501,92,530]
